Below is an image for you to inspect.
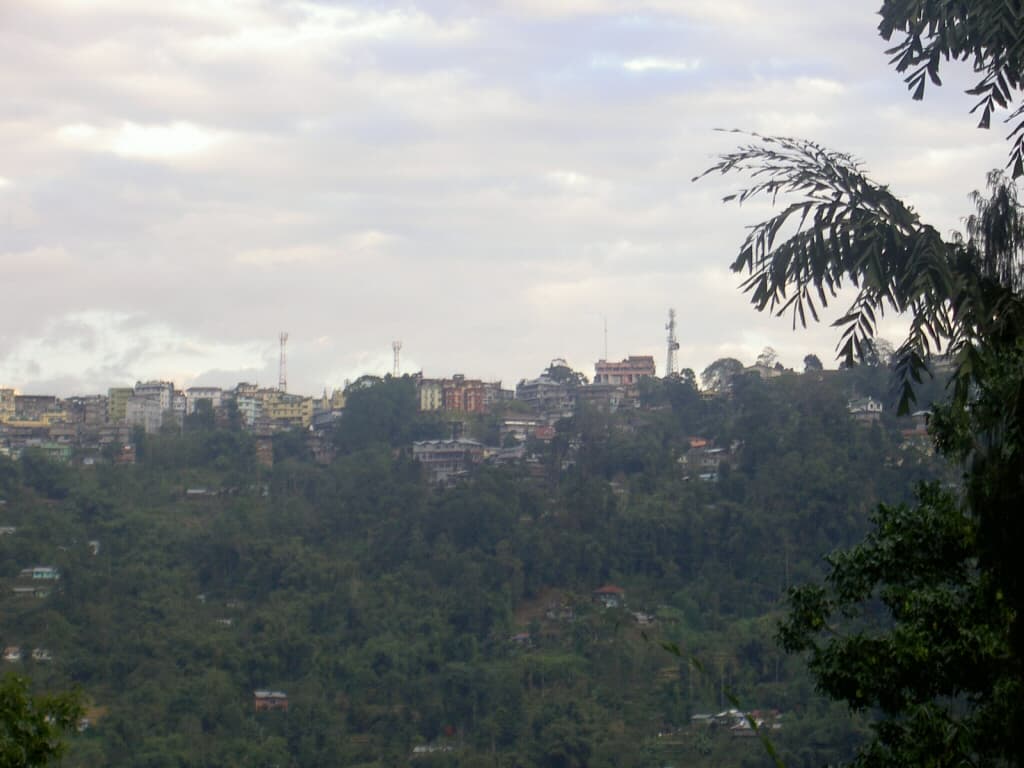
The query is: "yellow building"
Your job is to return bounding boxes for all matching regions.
[261,391,313,428]
[0,389,15,423]
[107,388,133,423]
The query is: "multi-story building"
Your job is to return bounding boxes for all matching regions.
[515,375,575,420]
[134,381,174,411]
[14,395,59,422]
[418,378,444,412]
[443,375,486,414]
[64,395,108,426]
[593,356,656,386]
[185,387,223,414]
[483,381,513,410]
[125,395,163,434]
[412,439,485,483]
[107,388,134,423]
[0,389,15,423]
[260,391,313,429]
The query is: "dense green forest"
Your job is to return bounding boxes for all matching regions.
[0,367,951,767]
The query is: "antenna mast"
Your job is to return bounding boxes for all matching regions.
[278,332,288,391]
[392,340,402,377]
[665,309,679,377]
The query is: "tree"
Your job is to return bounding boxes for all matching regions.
[0,674,82,767]
[545,359,588,387]
[878,0,1024,178]
[697,7,1024,763]
[702,145,1024,768]
[755,346,778,369]
[700,357,744,393]
[802,354,823,373]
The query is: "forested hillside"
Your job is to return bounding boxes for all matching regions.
[0,367,950,767]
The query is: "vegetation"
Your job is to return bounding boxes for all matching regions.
[0,363,949,767]
[0,674,82,768]
[701,2,1024,764]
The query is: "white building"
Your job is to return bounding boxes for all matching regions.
[134,381,174,411]
[126,395,163,433]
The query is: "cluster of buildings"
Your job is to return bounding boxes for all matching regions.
[0,354,660,465]
[0,380,349,462]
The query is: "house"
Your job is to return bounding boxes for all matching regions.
[19,566,60,580]
[848,396,883,424]
[593,584,626,608]
[3,647,21,662]
[11,586,50,598]
[253,690,289,712]
[31,648,53,662]
[515,370,576,420]
[593,356,656,386]
[412,439,485,484]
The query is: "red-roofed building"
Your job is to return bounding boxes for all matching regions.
[593,585,626,608]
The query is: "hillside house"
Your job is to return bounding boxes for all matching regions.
[848,396,883,424]
[593,585,626,608]
[254,690,289,712]
[19,566,60,580]
[412,439,485,484]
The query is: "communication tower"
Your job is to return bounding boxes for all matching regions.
[665,309,680,377]
[279,332,288,391]
[392,341,402,377]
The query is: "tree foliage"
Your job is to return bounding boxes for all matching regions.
[0,674,82,768]
[877,0,1024,177]
[699,13,1024,760]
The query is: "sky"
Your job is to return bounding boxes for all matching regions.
[0,0,1012,396]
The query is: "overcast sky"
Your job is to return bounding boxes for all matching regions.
[0,0,1011,396]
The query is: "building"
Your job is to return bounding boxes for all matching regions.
[134,381,174,411]
[64,395,108,426]
[126,395,163,434]
[185,387,223,415]
[253,690,289,712]
[848,396,883,425]
[576,383,626,412]
[593,356,656,386]
[443,375,486,413]
[412,439,485,484]
[593,585,626,609]
[107,388,134,423]
[14,395,60,422]
[418,378,444,412]
[515,376,575,420]
[261,391,313,429]
[0,389,15,423]
[19,566,60,580]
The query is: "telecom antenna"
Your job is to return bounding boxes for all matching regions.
[392,340,402,377]
[278,332,288,391]
[665,308,680,377]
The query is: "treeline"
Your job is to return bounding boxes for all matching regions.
[0,364,950,767]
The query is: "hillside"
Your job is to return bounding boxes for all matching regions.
[0,368,950,767]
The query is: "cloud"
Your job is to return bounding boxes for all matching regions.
[54,120,229,160]
[0,311,274,394]
[1,246,72,272]
[1,0,1010,396]
[622,56,702,73]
